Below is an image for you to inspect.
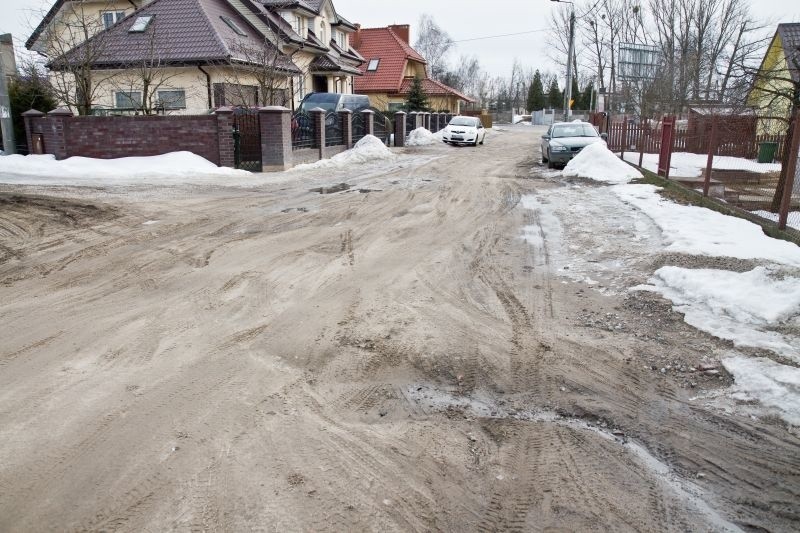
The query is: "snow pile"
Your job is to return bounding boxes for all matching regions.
[751,210,800,231]
[722,356,800,427]
[635,266,800,359]
[622,152,781,178]
[0,151,250,182]
[615,184,800,265]
[562,142,642,184]
[291,135,394,171]
[406,128,442,146]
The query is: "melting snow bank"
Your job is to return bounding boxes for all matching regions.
[615,184,800,265]
[562,142,642,184]
[634,266,800,361]
[622,152,781,178]
[291,135,394,171]
[406,128,442,146]
[0,151,250,183]
[722,356,800,427]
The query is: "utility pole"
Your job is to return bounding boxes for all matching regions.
[0,40,15,155]
[551,0,575,123]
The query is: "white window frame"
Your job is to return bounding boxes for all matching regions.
[129,15,154,33]
[101,10,126,29]
[115,91,142,109]
[156,89,187,110]
[367,59,379,71]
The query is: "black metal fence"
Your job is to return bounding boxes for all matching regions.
[233,110,262,172]
[352,112,367,144]
[325,112,344,147]
[374,113,392,145]
[291,111,316,150]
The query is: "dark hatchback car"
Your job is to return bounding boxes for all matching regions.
[541,122,608,168]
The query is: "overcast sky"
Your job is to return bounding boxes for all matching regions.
[3,0,800,76]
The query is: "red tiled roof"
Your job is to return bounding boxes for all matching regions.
[399,77,476,103]
[353,26,426,93]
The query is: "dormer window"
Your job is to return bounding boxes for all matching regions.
[293,15,306,38]
[221,16,247,37]
[367,59,379,71]
[129,15,154,33]
[320,22,326,43]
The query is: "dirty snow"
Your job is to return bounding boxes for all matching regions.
[634,266,800,360]
[406,128,442,146]
[622,152,781,178]
[563,143,642,184]
[291,135,394,171]
[0,151,250,183]
[722,356,800,427]
[614,184,800,266]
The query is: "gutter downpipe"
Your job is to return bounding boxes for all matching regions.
[198,65,213,110]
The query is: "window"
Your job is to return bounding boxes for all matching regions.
[101,11,126,29]
[220,16,247,37]
[115,91,142,109]
[388,102,404,112]
[367,59,379,71]
[336,31,347,48]
[293,15,306,37]
[156,89,186,110]
[320,22,326,43]
[129,15,154,33]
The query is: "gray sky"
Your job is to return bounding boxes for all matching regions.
[3,0,800,75]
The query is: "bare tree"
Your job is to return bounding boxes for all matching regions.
[414,14,454,81]
[33,0,120,115]
[223,34,302,108]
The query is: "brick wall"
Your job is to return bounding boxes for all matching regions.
[26,113,228,165]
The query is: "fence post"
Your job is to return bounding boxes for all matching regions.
[620,118,628,160]
[46,107,72,160]
[258,106,292,172]
[339,109,352,149]
[658,116,675,179]
[22,109,45,153]
[215,106,235,168]
[362,109,374,136]
[638,124,647,168]
[311,107,325,159]
[394,111,407,147]
[778,115,800,230]
[702,116,718,197]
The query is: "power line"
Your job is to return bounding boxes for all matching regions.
[452,28,549,43]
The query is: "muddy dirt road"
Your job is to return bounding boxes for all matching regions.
[1,128,798,532]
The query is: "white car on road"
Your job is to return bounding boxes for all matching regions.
[442,116,486,146]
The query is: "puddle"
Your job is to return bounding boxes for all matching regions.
[310,183,350,194]
[281,207,309,213]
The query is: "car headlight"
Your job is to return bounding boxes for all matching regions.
[551,145,568,152]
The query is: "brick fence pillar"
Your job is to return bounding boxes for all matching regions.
[432,113,439,132]
[339,109,353,149]
[362,109,374,136]
[215,106,235,168]
[258,106,293,172]
[424,112,431,130]
[46,107,72,159]
[394,111,407,147]
[312,107,326,159]
[22,109,45,153]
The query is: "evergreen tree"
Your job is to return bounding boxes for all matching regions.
[570,77,581,110]
[8,66,57,152]
[405,77,429,112]
[546,77,561,109]
[526,70,546,112]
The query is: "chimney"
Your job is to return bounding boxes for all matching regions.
[352,23,361,49]
[389,24,410,45]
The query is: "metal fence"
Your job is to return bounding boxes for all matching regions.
[325,112,344,147]
[352,112,367,144]
[291,111,316,150]
[605,113,800,234]
[374,113,392,146]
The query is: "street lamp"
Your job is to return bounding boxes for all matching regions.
[551,0,575,123]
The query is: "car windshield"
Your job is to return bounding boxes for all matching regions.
[449,117,477,127]
[551,124,598,138]
[299,94,339,113]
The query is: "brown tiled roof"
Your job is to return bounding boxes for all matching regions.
[50,0,300,73]
[399,78,476,103]
[308,54,361,75]
[778,23,800,83]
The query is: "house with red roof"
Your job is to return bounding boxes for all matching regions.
[352,25,474,114]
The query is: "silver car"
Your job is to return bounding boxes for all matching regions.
[541,122,607,168]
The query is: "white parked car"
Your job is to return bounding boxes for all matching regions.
[442,116,486,146]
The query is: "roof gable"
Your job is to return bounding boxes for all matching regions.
[777,23,800,83]
[51,0,299,72]
[353,27,427,93]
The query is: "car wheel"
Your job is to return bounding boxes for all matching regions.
[547,151,555,169]
[542,150,548,163]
